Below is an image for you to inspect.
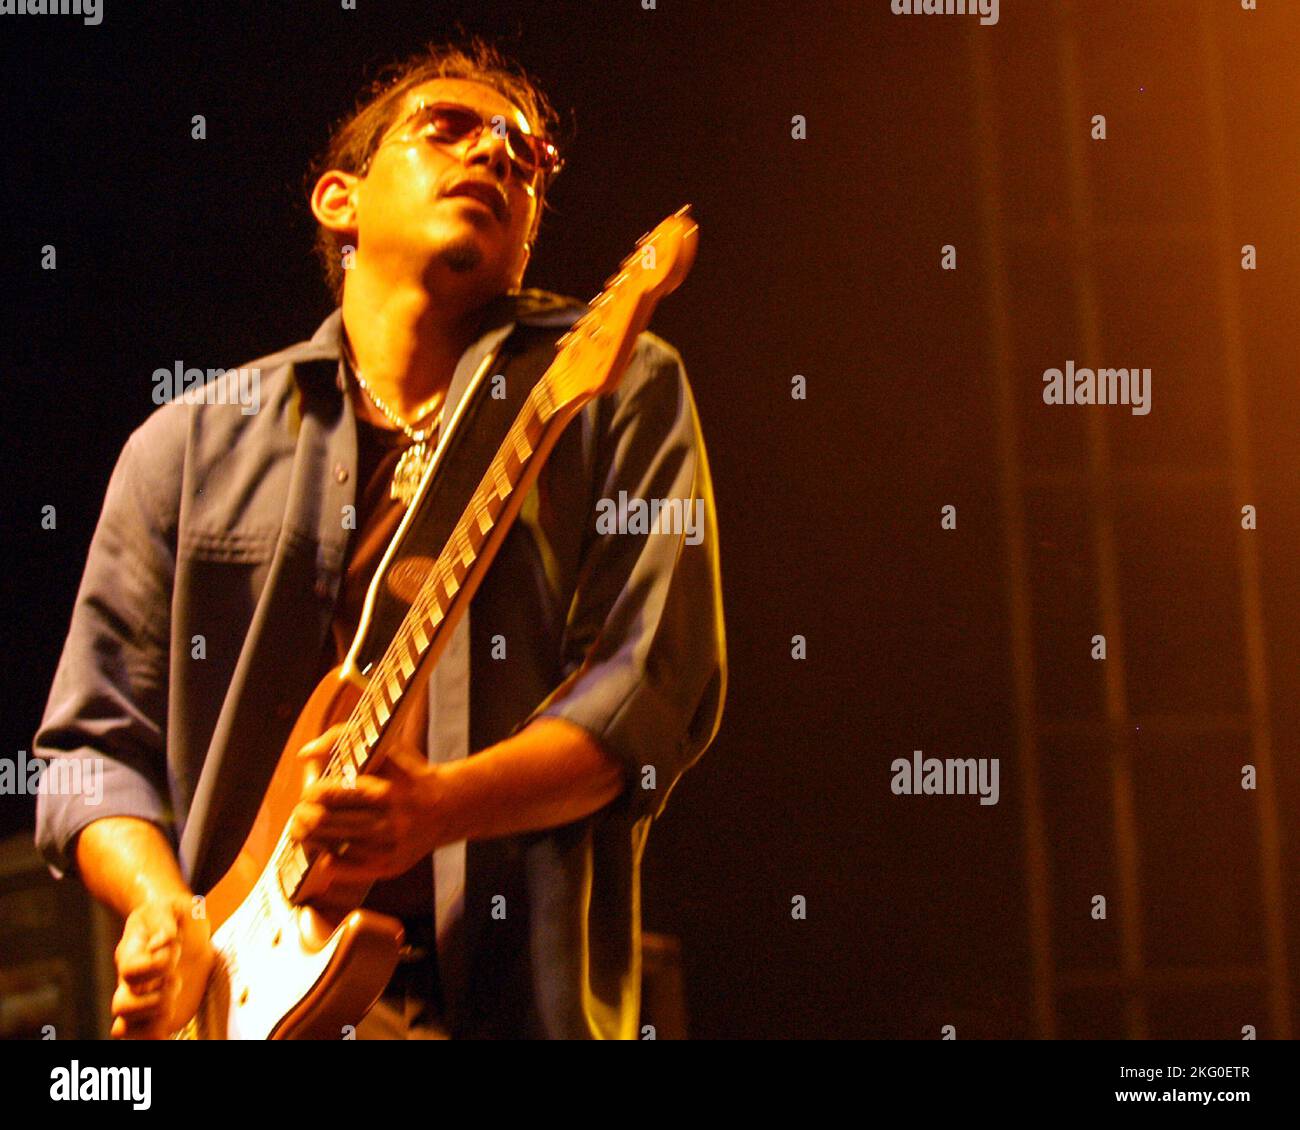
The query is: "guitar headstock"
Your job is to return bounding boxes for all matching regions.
[549,205,699,406]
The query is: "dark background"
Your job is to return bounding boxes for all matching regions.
[3,0,1299,1038]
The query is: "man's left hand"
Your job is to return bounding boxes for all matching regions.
[289,724,445,883]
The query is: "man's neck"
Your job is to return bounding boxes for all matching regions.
[340,274,492,424]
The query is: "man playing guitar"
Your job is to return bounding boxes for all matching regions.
[32,38,725,1040]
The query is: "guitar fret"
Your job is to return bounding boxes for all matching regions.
[343,741,364,776]
[349,747,369,778]
[503,445,524,481]
[340,728,361,769]
[534,382,554,421]
[340,743,361,780]
[347,729,366,766]
[492,460,512,495]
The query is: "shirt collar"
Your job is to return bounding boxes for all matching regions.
[290,288,587,393]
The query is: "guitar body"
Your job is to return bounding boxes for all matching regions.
[170,207,699,1040]
[173,667,404,1040]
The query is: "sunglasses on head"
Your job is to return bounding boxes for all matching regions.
[368,100,564,184]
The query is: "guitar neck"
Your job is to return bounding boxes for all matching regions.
[339,372,576,777]
[273,367,584,901]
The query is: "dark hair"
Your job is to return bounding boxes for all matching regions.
[308,37,566,301]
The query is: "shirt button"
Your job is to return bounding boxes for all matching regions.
[334,463,348,484]
[314,578,331,600]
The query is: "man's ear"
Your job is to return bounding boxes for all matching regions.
[310,169,361,241]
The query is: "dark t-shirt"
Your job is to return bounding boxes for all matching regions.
[317,410,437,922]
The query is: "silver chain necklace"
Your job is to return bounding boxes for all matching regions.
[350,366,446,508]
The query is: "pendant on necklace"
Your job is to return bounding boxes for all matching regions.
[391,440,433,507]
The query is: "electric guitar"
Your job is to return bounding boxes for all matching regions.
[171,206,699,1038]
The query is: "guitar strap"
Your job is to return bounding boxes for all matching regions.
[346,315,578,678]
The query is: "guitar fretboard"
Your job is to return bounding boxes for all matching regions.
[273,374,564,901]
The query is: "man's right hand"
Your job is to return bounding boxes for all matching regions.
[111,893,216,1039]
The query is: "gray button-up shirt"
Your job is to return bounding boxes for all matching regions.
[32,289,726,1039]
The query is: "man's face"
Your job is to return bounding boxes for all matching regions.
[349,77,544,295]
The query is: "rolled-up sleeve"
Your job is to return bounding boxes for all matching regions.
[33,427,177,879]
[532,335,726,822]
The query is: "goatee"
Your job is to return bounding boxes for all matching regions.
[441,236,484,274]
